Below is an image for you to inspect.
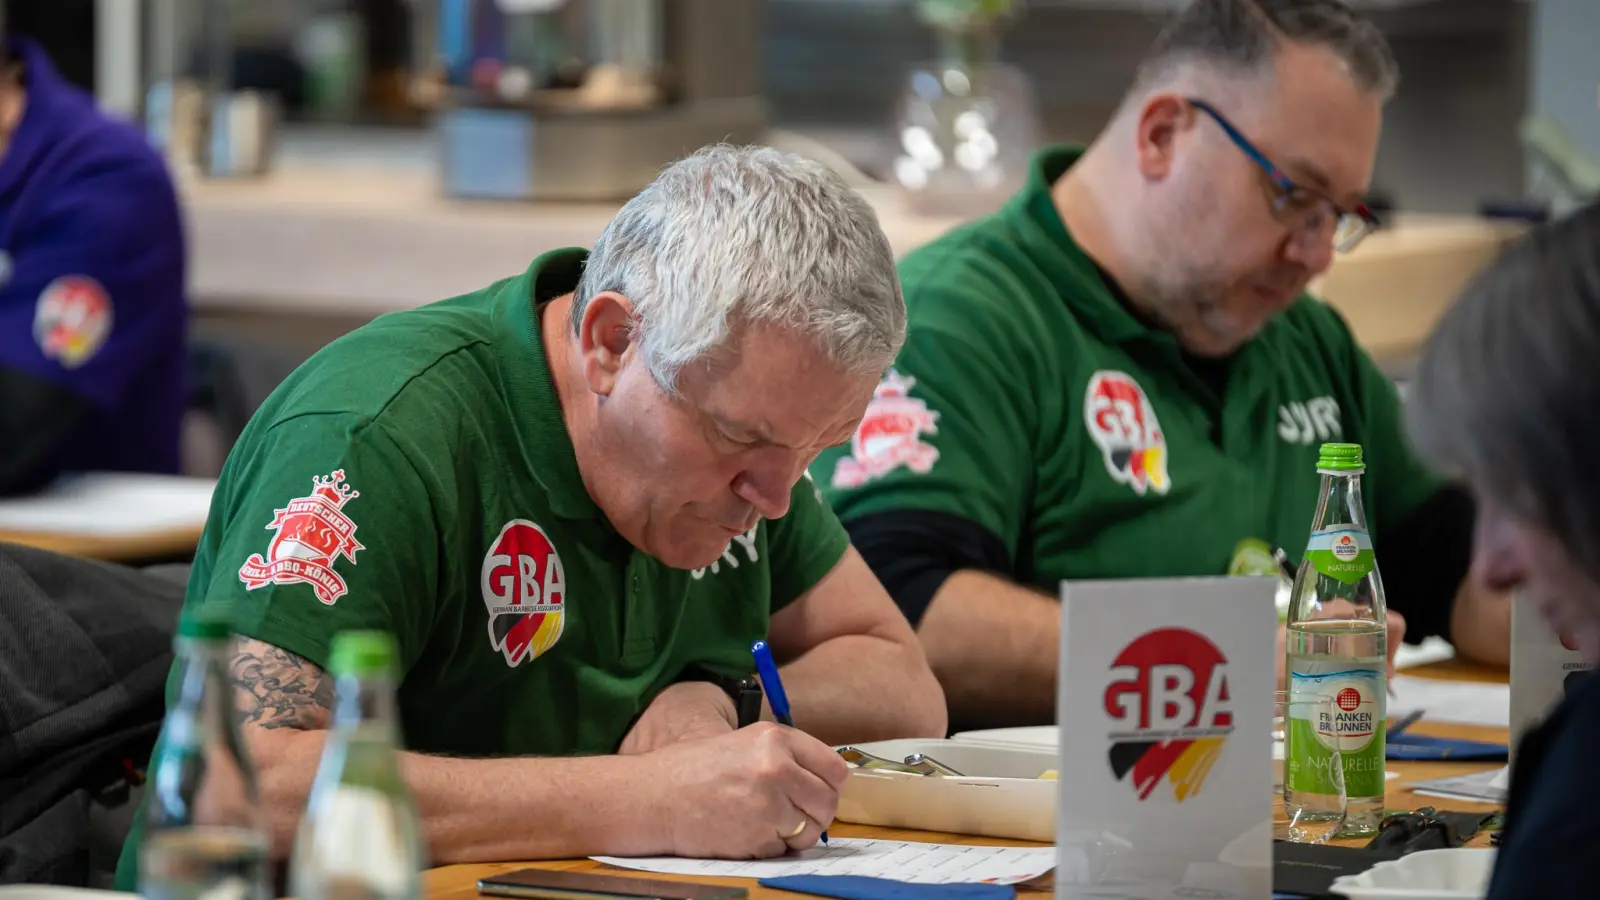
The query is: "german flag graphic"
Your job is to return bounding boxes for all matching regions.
[1103,627,1234,802]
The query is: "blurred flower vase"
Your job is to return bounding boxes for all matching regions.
[892,0,1041,217]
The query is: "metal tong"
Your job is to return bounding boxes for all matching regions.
[837,746,966,777]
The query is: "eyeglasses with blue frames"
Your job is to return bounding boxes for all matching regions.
[1187,97,1380,254]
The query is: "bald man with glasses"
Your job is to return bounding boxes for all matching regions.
[811,0,1509,733]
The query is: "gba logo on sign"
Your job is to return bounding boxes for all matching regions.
[481,519,567,667]
[1103,627,1234,802]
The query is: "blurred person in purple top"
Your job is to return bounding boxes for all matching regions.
[0,33,187,494]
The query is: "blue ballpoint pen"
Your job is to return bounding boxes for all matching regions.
[751,639,828,844]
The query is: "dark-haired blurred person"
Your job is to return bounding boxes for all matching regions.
[1408,201,1600,898]
[0,26,187,494]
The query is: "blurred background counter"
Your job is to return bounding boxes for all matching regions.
[178,125,1526,370]
[14,0,1590,368]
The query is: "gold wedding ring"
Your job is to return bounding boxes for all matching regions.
[782,819,808,839]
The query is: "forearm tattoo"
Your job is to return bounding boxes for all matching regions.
[230,639,335,730]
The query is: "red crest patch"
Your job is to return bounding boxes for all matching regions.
[832,370,940,489]
[238,470,365,605]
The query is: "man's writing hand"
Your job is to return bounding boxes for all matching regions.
[645,722,848,859]
[619,681,738,756]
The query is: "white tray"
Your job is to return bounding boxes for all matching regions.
[947,726,1059,750]
[833,738,1058,843]
[0,889,136,900]
[1329,848,1496,900]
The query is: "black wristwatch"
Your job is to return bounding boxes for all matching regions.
[679,665,764,728]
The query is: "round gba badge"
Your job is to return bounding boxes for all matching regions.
[1084,370,1171,496]
[33,275,112,369]
[482,519,568,667]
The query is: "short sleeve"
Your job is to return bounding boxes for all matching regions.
[811,298,1037,561]
[0,146,185,409]
[765,473,850,613]
[194,413,441,673]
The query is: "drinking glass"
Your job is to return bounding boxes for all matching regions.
[1274,690,1348,843]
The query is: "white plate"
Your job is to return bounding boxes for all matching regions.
[1329,848,1496,900]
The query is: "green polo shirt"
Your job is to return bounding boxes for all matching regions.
[116,249,849,888]
[812,146,1440,590]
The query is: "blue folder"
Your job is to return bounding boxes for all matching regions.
[758,875,1014,900]
[1385,731,1508,761]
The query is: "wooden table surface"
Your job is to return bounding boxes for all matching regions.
[0,524,205,562]
[424,658,1510,900]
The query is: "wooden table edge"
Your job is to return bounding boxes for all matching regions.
[0,524,205,562]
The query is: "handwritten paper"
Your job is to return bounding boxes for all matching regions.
[593,838,1056,886]
[1388,675,1510,728]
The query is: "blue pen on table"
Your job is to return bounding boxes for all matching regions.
[1388,708,1425,738]
[751,639,827,844]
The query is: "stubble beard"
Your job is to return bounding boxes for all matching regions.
[1137,253,1243,358]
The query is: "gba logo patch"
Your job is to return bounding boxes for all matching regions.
[33,275,112,369]
[482,519,567,667]
[238,470,364,605]
[831,369,939,489]
[1104,627,1234,802]
[1085,370,1170,496]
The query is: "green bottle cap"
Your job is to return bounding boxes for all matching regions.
[1316,442,1365,471]
[329,630,399,677]
[176,606,235,641]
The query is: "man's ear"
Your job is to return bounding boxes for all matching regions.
[577,291,636,396]
[1133,93,1191,182]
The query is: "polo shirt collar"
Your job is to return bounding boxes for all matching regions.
[491,247,603,520]
[1005,146,1172,348]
